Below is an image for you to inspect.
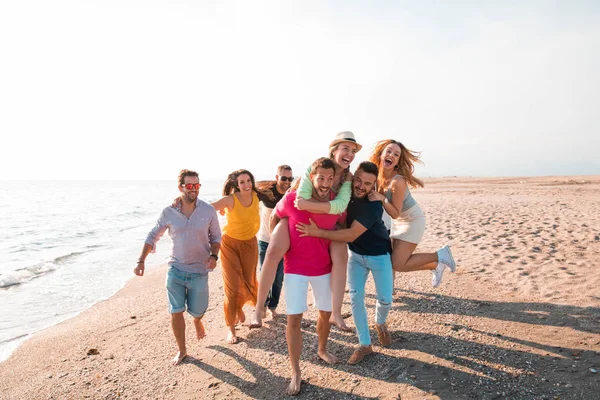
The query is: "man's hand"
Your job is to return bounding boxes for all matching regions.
[296,218,321,238]
[134,262,145,276]
[206,256,217,270]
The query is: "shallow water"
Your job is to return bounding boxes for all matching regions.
[0,180,223,362]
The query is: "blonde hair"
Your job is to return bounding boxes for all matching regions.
[369,139,424,188]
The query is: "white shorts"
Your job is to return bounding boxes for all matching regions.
[390,204,426,244]
[283,273,332,315]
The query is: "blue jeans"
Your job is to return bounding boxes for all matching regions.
[258,240,284,310]
[347,251,393,346]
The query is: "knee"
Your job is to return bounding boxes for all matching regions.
[265,237,288,257]
[393,262,408,272]
[171,312,185,320]
[377,297,392,308]
[348,288,365,304]
[287,315,302,329]
[330,242,348,263]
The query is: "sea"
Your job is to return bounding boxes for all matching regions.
[0,180,225,363]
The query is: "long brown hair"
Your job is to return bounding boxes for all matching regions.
[369,139,424,188]
[255,180,278,201]
[222,169,273,201]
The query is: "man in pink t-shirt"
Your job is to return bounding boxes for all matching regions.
[270,157,345,396]
[275,189,343,277]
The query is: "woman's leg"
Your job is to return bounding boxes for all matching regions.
[392,240,457,287]
[329,241,351,331]
[233,238,259,324]
[251,219,290,327]
[220,236,242,343]
[391,239,437,272]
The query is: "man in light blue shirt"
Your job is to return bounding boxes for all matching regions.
[134,169,221,366]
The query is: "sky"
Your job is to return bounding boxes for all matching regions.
[1,0,599,180]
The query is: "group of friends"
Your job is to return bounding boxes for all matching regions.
[134,131,456,396]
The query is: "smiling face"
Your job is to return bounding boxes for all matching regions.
[179,175,200,203]
[310,166,335,201]
[331,142,359,170]
[380,143,402,172]
[236,173,253,193]
[276,169,293,192]
[352,169,377,199]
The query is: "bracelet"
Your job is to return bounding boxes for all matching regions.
[137,261,145,264]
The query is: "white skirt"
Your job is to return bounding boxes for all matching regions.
[390,204,426,244]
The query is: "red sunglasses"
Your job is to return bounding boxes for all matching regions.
[182,183,201,190]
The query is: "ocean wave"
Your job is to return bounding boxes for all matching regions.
[75,230,96,238]
[0,263,56,289]
[0,252,86,289]
[54,251,85,264]
[116,210,150,219]
[119,223,146,232]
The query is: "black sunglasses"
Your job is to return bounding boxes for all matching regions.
[280,176,294,182]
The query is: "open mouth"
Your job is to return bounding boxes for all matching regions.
[384,157,394,167]
[341,157,351,165]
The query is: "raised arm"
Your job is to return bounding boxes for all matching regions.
[368,177,405,219]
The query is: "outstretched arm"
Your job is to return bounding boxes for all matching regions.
[211,195,234,215]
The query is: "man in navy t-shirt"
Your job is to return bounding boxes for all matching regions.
[296,161,393,364]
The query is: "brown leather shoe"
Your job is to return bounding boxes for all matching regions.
[347,345,373,364]
[376,323,391,347]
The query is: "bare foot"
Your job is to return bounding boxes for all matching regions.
[317,350,338,364]
[249,310,263,329]
[286,370,302,396]
[194,319,206,340]
[268,308,280,319]
[226,330,239,344]
[330,316,352,332]
[170,351,187,366]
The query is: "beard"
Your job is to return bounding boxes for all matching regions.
[183,192,197,203]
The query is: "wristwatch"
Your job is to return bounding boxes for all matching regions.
[209,253,219,261]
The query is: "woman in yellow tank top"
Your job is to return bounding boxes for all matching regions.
[212,169,270,344]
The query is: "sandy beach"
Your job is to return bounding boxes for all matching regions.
[1,176,599,400]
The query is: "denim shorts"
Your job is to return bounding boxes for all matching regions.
[165,266,209,318]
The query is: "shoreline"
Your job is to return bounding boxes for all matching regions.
[1,176,599,399]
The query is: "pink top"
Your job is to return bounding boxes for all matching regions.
[275,190,346,276]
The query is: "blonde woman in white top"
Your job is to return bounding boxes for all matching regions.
[368,139,456,287]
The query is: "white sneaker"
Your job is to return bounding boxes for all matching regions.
[437,245,456,272]
[432,262,446,287]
